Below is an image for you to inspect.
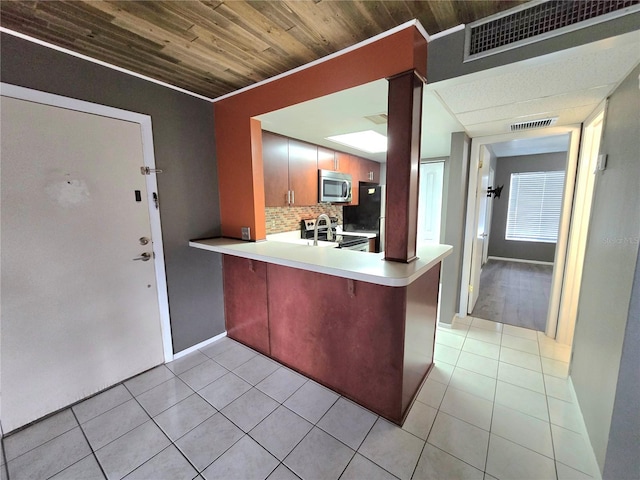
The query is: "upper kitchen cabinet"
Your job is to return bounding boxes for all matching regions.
[263,131,318,207]
[360,158,381,184]
[263,131,290,207]
[317,147,336,171]
[344,155,380,204]
[335,152,351,174]
[288,139,318,206]
[319,148,355,175]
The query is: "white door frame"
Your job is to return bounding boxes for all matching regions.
[1,82,174,362]
[554,104,606,345]
[459,125,582,339]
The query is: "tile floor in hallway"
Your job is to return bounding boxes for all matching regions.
[2,317,599,480]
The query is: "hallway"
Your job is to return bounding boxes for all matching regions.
[2,319,597,480]
[471,259,553,332]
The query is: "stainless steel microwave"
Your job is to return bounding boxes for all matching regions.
[319,169,352,203]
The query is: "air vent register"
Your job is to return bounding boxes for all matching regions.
[465,0,639,61]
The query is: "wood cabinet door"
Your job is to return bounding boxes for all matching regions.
[345,154,362,204]
[288,139,318,206]
[317,147,336,171]
[223,255,270,355]
[262,131,289,207]
[267,264,406,421]
[335,151,350,174]
[372,162,381,183]
[360,159,381,184]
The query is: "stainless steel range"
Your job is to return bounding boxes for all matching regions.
[300,217,370,252]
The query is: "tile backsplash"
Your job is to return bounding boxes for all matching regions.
[265,204,343,235]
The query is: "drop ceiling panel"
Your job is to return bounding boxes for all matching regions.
[455,85,611,125]
[466,104,597,136]
[434,40,640,114]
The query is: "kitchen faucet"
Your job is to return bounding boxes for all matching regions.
[313,213,333,246]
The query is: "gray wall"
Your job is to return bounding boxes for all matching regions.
[604,244,640,479]
[0,33,225,353]
[439,132,470,324]
[428,12,640,83]
[571,65,640,472]
[487,152,567,263]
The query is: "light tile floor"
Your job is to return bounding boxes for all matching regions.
[1,318,599,480]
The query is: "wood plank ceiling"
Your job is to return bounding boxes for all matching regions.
[0,1,527,99]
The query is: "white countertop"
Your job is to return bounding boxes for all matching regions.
[265,229,376,247]
[265,230,338,247]
[190,237,452,287]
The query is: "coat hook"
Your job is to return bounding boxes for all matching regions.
[487,185,504,198]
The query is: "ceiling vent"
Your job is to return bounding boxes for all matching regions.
[364,113,388,125]
[465,0,640,61]
[510,117,558,132]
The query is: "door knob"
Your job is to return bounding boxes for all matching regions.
[133,252,152,261]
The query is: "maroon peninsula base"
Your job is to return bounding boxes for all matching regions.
[222,254,439,425]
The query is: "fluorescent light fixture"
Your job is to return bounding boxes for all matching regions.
[326,130,387,153]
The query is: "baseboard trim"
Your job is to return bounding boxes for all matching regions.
[173,331,227,360]
[488,256,554,266]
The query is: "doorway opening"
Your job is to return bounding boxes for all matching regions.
[470,139,569,332]
[460,125,583,340]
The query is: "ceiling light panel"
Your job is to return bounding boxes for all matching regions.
[326,130,388,153]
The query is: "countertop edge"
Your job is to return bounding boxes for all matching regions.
[189,238,452,287]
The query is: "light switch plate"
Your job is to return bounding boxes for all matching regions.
[241,227,251,240]
[596,154,608,171]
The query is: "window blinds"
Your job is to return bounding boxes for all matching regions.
[506,171,565,243]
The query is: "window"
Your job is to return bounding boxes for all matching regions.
[506,170,565,243]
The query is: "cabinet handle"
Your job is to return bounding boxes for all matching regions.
[287,190,291,204]
[291,190,295,204]
[335,157,338,171]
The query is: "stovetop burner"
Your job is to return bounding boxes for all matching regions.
[300,218,368,248]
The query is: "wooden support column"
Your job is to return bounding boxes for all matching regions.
[385,70,424,263]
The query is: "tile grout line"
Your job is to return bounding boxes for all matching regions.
[187,351,315,476]
[1,435,9,480]
[123,378,205,478]
[442,318,565,477]
[69,408,108,480]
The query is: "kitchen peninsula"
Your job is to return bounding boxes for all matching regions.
[190,238,451,425]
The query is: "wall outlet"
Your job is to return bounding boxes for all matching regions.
[241,227,251,240]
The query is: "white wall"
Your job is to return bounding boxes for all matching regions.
[570,65,640,473]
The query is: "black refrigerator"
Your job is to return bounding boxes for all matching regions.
[343,184,386,253]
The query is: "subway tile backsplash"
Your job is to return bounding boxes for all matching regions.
[265,204,343,235]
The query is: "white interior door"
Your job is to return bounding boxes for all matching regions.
[482,165,496,265]
[467,146,491,312]
[1,95,165,432]
[417,162,444,243]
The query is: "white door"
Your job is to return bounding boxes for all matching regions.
[482,165,496,265]
[417,162,444,243]
[1,95,165,432]
[467,146,491,312]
